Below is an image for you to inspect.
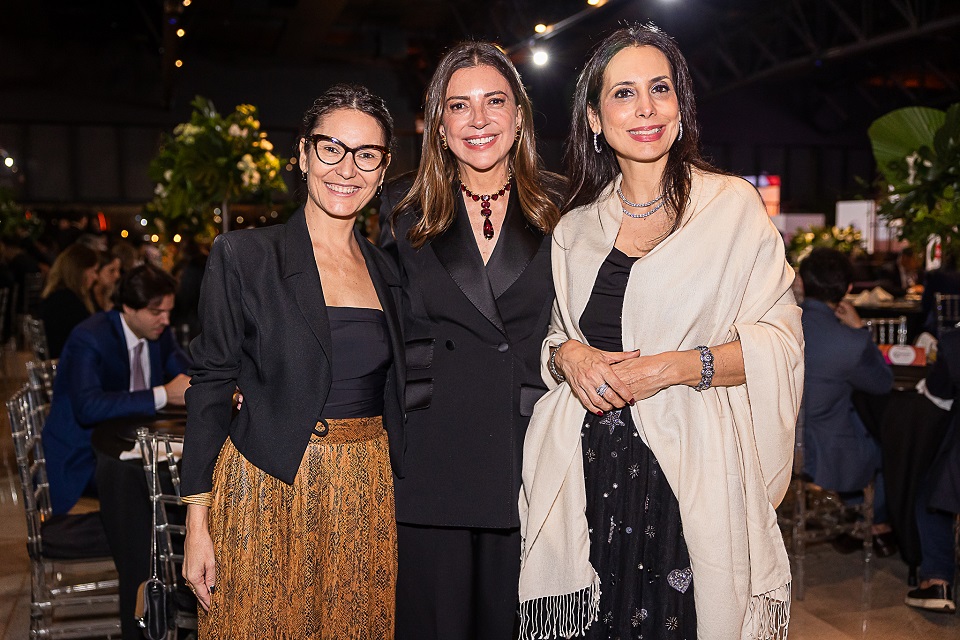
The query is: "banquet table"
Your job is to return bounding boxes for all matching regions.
[92,408,190,640]
[853,367,952,572]
[851,297,925,342]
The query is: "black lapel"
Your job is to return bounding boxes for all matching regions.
[355,228,406,388]
[282,207,333,365]
[486,184,543,299]
[430,187,506,334]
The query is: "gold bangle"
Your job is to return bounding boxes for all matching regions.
[181,492,213,507]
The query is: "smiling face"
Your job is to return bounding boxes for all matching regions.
[298,108,390,220]
[439,65,520,178]
[588,46,680,171]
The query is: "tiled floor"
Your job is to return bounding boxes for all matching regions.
[1,348,958,638]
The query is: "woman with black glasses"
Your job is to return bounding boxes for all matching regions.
[181,84,405,638]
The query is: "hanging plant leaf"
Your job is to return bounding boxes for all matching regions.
[868,106,945,183]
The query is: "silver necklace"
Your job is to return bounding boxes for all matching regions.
[617,187,663,208]
[617,187,665,219]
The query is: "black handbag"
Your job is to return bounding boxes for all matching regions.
[135,446,172,640]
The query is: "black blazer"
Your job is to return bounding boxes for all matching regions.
[181,208,405,495]
[38,288,91,358]
[379,174,555,528]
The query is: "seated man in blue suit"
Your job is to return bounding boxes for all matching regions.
[799,248,896,552]
[43,264,192,514]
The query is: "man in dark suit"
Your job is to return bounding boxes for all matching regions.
[906,328,960,612]
[799,248,896,548]
[42,264,191,515]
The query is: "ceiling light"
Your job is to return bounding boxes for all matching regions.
[182,0,191,6]
[176,28,185,38]
[534,24,547,34]
[532,50,549,66]
[175,59,183,68]
[3,157,13,168]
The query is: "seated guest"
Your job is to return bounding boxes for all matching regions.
[42,265,192,514]
[799,248,897,551]
[907,328,960,612]
[91,251,122,312]
[37,243,98,358]
[921,254,960,335]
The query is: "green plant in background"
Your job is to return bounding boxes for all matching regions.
[869,103,960,258]
[147,96,288,239]
[0,187,42,239]
[788,224,864,265]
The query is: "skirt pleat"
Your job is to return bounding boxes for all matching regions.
[199,416,397,639]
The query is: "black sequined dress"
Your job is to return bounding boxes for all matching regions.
[578,247,697,638]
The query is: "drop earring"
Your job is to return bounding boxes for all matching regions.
[301,171,308,182]
[439,132,448,150]
[593,132,602,153]
[677,121,683,142]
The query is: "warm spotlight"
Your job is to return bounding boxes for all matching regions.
[182,0,191,6]
[176,28,185,38]
[120,230,129,238]
[175,59,183,68]
[534,24,547,34]
[3,157,13,168]
[151,234,160,243]
[173,234,182,243]
[532,50,549,66]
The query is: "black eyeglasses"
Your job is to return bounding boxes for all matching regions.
[303,134,390,172]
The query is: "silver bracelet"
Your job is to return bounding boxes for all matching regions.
[694,345,714,392]
[549,341,568,383]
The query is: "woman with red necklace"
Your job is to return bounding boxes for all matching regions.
[379,41,565,639]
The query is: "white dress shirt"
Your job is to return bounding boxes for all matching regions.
[120,314,167,410]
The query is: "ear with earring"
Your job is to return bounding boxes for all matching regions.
[515,122,521,142]
[376,182,383,198]
[301,170,308,182]
[593,131,603,154]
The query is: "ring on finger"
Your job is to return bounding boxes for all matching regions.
[596,382,609,397]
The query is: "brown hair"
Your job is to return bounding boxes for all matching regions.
[564,23,719,233]
[394,41,561,248]
[42,243,98,313]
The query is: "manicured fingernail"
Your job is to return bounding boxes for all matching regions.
[596,411,604,416]
[629,399,636,406]
[208,585,216,594]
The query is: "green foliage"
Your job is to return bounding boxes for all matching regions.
[788,225,864,266]
[0,187,42,238]
[869,104,960,255]
[148,96,288,239]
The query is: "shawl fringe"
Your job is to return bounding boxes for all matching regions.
[748,582,791,640]
[518,573,600,640]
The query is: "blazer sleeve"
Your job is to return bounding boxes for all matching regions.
[68,330,156,425]
[848,336,895,395]
[182,235,244,495]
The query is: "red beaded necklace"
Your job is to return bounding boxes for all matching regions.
[459,173,512,240]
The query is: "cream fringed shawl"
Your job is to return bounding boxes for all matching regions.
[518,171,804,640]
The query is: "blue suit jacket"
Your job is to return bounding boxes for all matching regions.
[801,299,894,491]
[43,310,191,514]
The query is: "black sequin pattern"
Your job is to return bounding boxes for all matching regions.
[577,247,696,639]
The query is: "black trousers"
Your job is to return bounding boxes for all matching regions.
[396,523,521,640]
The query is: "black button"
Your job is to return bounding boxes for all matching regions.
[497,342,509,353]
[445,340,456,351]
[313,419,329,437]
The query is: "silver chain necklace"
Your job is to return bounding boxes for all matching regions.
[617,187,665,219]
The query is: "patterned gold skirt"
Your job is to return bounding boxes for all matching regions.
[199,417,397,639]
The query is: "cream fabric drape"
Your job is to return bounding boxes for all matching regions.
[519,170,804,639]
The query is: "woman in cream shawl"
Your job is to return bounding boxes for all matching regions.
[519,24,803,640]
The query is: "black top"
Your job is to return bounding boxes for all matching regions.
[579,247,639,352]
[323,306,391,419]
[181,210,406,495]
[38,288,92,358]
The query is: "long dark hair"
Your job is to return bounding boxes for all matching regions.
[395,41,561,248]
[563,23,718,233]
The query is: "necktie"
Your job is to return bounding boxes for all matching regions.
[131,341,147,391]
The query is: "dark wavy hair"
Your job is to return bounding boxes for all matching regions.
[393,41,562,248]
[116,264,177,311]
[799,247,853,304]
[563,23,718,233]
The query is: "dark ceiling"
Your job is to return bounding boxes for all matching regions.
[3,0,958,137]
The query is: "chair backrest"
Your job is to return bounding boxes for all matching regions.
[864,315,908,345]
[26,359,58,405]
[5,384,52,561]
[136,429,186,599]
[23,315,49,361]
[936,293,960,333]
